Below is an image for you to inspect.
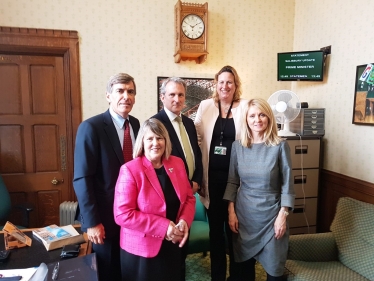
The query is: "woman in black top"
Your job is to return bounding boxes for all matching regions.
[195,66,248,281]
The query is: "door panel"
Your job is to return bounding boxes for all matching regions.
[0,125,23,173]
[0,54,68,226]
[0,64,22,114]
[31,64,57,114]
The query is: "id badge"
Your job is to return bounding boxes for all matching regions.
[214,146,227,155]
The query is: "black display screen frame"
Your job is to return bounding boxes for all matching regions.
[277,50,325,81]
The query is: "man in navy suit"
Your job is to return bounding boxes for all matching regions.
[152,77,203,281]
[73,73,140,281]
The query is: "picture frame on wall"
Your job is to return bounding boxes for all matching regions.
[157,77,214,121]
[352,63,374,125]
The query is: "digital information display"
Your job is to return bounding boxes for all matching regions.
[278,51,324,81]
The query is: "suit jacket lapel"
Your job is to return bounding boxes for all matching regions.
[142,156,165,202]
[103,110,124,165]
[160,110,186,162]
[129,115,140,138]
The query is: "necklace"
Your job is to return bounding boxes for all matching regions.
[221,103,232,114]
[218,101,234,116]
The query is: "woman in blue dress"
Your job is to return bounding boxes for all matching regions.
[223,98,295,281]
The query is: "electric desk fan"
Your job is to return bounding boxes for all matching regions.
[267,90,301,136]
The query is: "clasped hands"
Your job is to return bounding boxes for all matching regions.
[87,223,105,245]
[165,220,189,247]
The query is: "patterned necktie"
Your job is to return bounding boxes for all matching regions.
[175,116,194,179]
[123,119,133,163]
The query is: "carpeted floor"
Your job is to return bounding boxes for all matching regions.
[186,252,267,281]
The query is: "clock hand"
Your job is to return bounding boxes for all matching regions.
[191,22,202,28]
[184,21,194,28]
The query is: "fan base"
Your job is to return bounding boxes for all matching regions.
[277,130,296,136]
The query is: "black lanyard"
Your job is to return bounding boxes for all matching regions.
[218,101,234,146]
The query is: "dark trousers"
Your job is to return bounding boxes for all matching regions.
[92,234,121,281]
[234,258,285,281]
[206,189,241,281]
[234,258,256,281]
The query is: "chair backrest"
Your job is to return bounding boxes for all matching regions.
[0,175,12,222]
[330,197,374,281]
[193,194,207,222]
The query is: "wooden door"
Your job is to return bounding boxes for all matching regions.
[0,27,82,227]
[0,54,69,226]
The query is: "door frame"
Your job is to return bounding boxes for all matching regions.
[0,26,82,201]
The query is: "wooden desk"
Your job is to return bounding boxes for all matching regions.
[0,226,91,270]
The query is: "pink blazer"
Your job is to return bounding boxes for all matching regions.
[113,155,196,258]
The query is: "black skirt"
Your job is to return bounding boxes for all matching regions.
[120,240,182,281]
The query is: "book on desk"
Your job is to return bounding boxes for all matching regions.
[32,225,85,251]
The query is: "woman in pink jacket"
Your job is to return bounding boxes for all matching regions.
[113,118,196,281]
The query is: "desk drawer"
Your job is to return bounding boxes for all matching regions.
[292,169,319,198]
[303,123,324,130]
[304,109,325,116]
[287,139,320,168]
[288,198,317,228]
[304,117,325,124]
[303,129,325,136]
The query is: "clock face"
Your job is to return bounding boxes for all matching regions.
[181,14,205,40]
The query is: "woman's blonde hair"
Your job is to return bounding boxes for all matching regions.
[240,98,282,147]
[212,65,243,103]
[133,118,172,159]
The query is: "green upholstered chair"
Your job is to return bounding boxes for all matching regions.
[285,197,374,281]
[188,193,210,255]
[0,174,33,229]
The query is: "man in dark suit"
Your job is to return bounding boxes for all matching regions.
[152,77,203,281]
[73,73,140,281]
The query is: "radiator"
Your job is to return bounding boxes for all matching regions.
[59,201,79,226]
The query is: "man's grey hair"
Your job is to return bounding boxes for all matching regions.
[159,77,187,95]
[106,73,136,94]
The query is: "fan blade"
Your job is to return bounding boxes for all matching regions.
[270,104,278,115]
[284,107,297,120]
[278,91,292,102]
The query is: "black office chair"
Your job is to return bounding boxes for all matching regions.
[0,174,33,229]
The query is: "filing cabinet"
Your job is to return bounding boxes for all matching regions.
[285,137,322,235]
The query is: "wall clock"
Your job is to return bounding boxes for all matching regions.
[174,1,208,64]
